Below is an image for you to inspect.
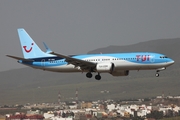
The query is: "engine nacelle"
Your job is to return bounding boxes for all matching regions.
[111,70,129,76]
[96,62,114,72]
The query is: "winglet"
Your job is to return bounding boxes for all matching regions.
[43,42,53,54]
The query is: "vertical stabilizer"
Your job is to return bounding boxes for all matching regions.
[17,28,52,58]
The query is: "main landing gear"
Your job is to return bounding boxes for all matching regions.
[86,72,101,80]
[95,73,101,80]
[86,72,92,78]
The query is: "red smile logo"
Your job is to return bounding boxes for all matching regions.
[23,43,34,53]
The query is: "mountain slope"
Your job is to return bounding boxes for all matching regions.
[88,38,180,67]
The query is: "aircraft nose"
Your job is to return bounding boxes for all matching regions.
[169,59,175,65]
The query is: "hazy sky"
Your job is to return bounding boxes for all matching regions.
[1,0,180,71]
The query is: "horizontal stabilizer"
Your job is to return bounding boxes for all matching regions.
[6,55,34,62]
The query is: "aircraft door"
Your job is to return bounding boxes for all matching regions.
[41,59,45,66]
[150,55,155,63]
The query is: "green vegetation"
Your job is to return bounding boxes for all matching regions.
[0,109,28,115]
[0,70,179,105]
[160,116,180,120]
[147,110,163,119]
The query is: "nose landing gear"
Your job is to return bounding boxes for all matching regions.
[155,67,166,77]
[155,72,159,77]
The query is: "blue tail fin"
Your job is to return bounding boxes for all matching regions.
[17,28,53,59]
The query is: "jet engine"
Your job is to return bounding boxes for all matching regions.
[96,62,114,72]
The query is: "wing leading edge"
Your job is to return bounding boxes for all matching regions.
[51,52,96,70]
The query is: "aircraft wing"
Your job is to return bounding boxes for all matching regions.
[6,55,34,62]
[51,52,96,70]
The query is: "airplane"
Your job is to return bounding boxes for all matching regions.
[6,28,174,80]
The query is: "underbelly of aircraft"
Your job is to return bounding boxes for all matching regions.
[31,61,169,73]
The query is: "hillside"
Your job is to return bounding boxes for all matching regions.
[88,38,180,67]
[0,38,179,105]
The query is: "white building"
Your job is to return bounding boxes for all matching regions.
[107,104,115,111]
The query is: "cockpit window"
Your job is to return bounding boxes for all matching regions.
[160,56,168,58]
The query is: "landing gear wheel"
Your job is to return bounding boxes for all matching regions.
[155,73,159,77]
[86,72,92,78]
[95,74,101,80]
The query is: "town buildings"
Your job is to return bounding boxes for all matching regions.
[1,95,180,120]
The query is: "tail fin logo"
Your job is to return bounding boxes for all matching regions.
[23,43,34,53]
